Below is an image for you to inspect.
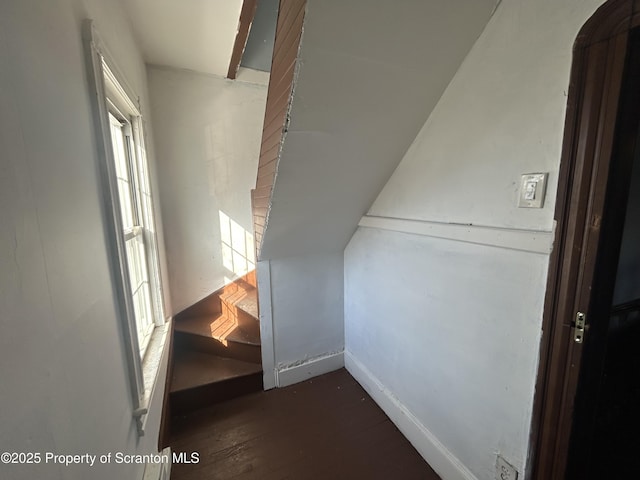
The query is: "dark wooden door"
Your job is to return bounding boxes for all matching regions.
[565,26,640,479]
[532,2,640,478]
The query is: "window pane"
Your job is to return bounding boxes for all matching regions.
[108,111,163,359]
[141,192,155,231]
[133,284,153,353]
[125,238,141,290]
[109,114,135,230]
[125,234,153,353]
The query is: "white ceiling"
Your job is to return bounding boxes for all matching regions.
[120,0,243,76]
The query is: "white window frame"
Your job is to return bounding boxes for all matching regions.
[107,107,158,359]
[83,20,168,435]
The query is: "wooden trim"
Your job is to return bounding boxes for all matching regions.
[574,0,635,47]
[227,0,259,80]
[531,1,635,478]
[358,215,554,255]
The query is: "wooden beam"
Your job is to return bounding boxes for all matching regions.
[227,0,259,79]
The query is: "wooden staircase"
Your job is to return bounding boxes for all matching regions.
[170,272,262,417]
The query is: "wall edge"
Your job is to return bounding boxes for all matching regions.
[345,351,479,480]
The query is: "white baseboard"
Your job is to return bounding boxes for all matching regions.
[142,448,171,480]
[276,351,344,387]
[345,351,478,480]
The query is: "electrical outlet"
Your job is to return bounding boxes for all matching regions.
[496,455,518,480]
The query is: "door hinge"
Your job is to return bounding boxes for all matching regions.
[573,312,586,343]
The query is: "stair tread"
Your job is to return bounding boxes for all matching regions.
[234,288,258,319]
[175,314,260,346]
[219,282,254,299]
[171,351,262,393]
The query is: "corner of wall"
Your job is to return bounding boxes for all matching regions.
[258,252,345,389]
[345,351,478,480]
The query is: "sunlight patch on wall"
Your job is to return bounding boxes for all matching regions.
[219,210,255,278]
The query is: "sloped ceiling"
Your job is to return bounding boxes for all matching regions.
[120,0,243,76]
[260,0,499,259]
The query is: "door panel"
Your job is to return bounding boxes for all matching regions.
[532,2,640,477]
[566,27,640,479]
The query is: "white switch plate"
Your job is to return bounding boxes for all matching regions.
[518,173,548,208]
[496,455,518,480]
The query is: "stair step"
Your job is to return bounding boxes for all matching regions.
[175,291,221,319]
[170,351,263,415]
[171,351,262,393]
[235,288,258,318]
[219,284,256,310]
[169,271,263,418]
[174,330,261,364]
[175,314,260,346]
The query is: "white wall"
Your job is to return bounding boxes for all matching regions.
[0,1,169,479]
[258,254,345,388]
[260,0,497,260]
[257,0,497,392]
[148,67,267,314]
[344,1,605,479]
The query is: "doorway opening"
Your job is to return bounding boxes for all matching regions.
[566,25,640,479]
[532,1,640,478]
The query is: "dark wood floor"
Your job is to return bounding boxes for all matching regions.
[170,368,440,480]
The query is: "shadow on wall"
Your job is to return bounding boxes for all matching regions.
[219,210,255,282]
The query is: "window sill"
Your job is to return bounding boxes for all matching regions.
[134,319,171,436]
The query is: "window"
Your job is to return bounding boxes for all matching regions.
[108,109,157,358]
[83,20,168,435]
[102,58,166,359]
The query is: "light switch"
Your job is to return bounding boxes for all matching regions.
[524,180,537,200]
[518,173,548,208]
